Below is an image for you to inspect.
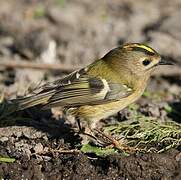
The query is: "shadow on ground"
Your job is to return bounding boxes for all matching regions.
[0,105,81,147]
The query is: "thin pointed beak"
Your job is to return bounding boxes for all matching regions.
[158,58,174,65]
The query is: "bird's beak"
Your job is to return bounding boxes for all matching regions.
[158,58,174,65]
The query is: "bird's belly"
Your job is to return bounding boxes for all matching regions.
[73,92,142,125]
[77,102,126,121]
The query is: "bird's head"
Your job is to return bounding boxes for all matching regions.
[103,43,173,77]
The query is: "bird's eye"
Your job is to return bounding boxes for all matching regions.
[142,59,151,66]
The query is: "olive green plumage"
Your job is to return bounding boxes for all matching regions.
[12,43,172,128]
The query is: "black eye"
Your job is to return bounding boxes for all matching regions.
[142,59,151,66]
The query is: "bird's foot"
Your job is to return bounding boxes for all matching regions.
[75,120,140,153]
[85,128,140,153]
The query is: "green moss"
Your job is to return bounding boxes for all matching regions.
[34,6,46,18]
[81,143,118,157]
[0,157,16,163]
[56,0,66,7]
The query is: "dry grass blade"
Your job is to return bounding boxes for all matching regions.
[0,60,81,72]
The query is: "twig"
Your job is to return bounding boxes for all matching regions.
[49,148,80,154]
[153,66,181,76]
[31,148,80,157]
[0,60,81,72]
[0,60,180,76]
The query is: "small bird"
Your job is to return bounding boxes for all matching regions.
[12,43,172,147]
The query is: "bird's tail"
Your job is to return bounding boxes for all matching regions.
[0,90,55,119]
[12,91,55,111]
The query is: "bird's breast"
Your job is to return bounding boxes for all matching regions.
[70,88,144,125]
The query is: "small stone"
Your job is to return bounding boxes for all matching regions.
[24,149,32,159]
[43,156,52,161]
[34,143,43,154]
[176,152,181,162]
[0,136,9,142]
[14,131,22,138]
[43,135,48,141]
[43,147,49,152]
[147,104,160,117]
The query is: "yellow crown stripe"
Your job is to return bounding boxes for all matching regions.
[133,44,155,53]
[124,43,155,53]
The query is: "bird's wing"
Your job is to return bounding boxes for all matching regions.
[41,68,133,108]
[44,77,132,108]
[15,68,133,110]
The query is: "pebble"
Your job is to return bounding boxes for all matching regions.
[175,152,181,162]
[43,156,52,161]
[0,136,9,142]
[34,143,43,154]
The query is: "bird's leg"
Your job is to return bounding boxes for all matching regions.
[76,119,115,146]
[76,118,82,132]
[90,128,140,152]
[76,119,120,147]
[75,118,98,143]
[90,128,118,146]
[76,119,139,152]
